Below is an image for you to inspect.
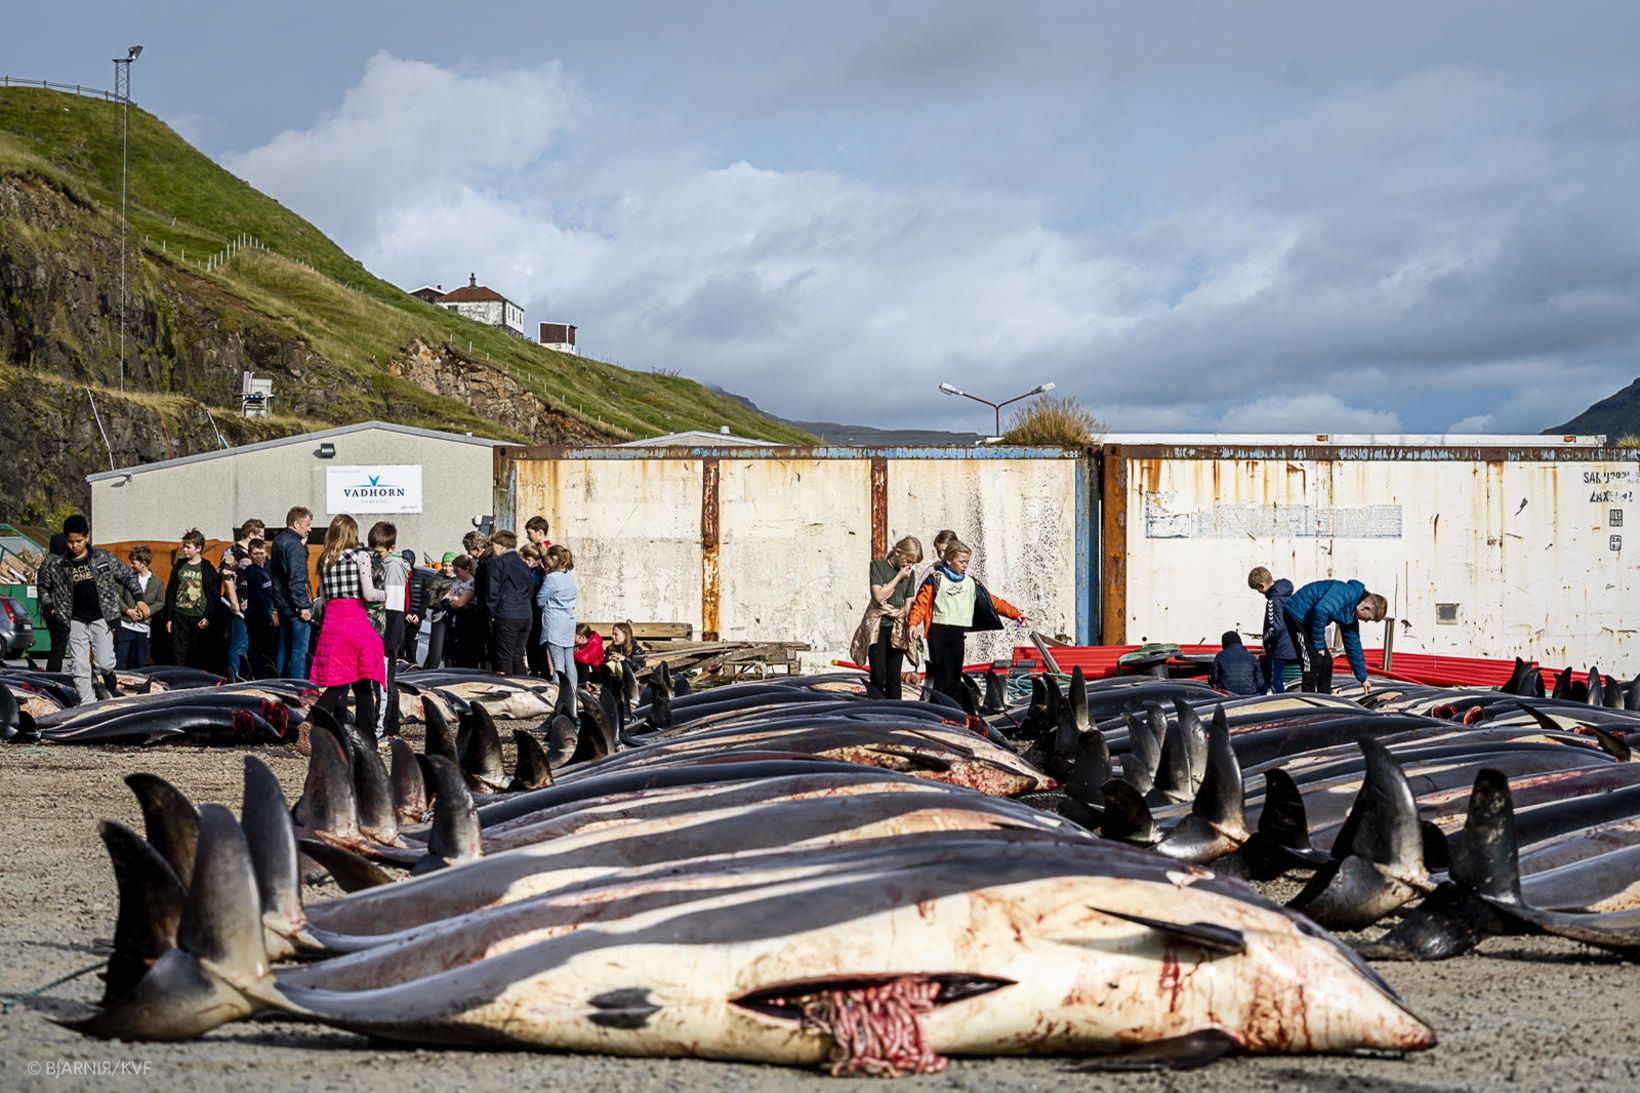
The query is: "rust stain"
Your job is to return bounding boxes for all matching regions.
[870,457,888,558]
[1101,451,1128,644]
[701,458,720,642]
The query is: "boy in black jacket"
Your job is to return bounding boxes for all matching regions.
[486,530,535,676]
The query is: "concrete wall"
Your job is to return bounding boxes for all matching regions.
[1115,452,1640,667]
[512,457,706,631]
[510,449,1086,669]
[91,429,499,556]
[887,458,1079,664]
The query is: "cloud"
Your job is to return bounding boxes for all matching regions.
[1217,395,1403,434]
[223,54,1640,436]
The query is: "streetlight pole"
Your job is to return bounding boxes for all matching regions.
[937,381,1057,439]
[112,44,142,392]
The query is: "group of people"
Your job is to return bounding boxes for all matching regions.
[34,509,637,737]
[856,529,1030,702]
[1209,569,1389,696]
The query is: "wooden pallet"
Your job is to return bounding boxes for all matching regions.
[585,621,694,641]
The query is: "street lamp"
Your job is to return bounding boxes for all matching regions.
[938,380,1057,438]
[113,44,142,391]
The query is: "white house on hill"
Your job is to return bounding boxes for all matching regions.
[431,274,525,337]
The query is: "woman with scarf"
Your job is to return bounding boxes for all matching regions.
[849,536,923,698]
[907,538,1027,702]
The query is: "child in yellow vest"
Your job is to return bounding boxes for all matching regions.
[907,539,1027,703]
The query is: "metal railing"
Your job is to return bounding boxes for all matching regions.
[0,76,127,103]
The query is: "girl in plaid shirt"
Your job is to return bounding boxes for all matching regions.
[309,515,387,737]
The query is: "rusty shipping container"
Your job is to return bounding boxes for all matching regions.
[505,439,1638,672]
[1103,443,1640,668]
[505,445,1093,668]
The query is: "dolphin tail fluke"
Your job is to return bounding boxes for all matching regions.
[97,820,185,1004]
[1237,767,1326,879]
[982,667,1006,713]
[1290,739,1426,930]
[291,723,362,843]
[1069,666,1089,731]
[419,755,481,872]
[389,736,429,823]
[422,695,458,762]
[124,773,201,890]
[1063,725,1111,806]
[1099,778,1160,844]
[510,728,555,791]
[65,805,270,1041]
[241,757,311,956]
[1157,705,1246,863]
[459,704,505,790]
[1450,768,1523,905]
[1120,710,1160,795]
[544,713,579,768]
[341,724,399,844]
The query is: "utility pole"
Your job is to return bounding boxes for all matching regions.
[113,44,142,391]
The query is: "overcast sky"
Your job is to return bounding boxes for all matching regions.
[10,3,1640,434]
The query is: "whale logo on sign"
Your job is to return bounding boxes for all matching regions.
[327,465,423,514]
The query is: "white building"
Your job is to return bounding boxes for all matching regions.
[88,422,513,552]
[435,274,525,337]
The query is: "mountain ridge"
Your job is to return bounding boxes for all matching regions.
[1546,377,1640,440]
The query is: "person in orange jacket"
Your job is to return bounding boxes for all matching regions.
[907,538,1027,703]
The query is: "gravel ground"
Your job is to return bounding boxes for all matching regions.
[2,732,1637,1092]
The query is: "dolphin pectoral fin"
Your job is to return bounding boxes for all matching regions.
[295,837,398,890]
[1070,1028,1239,1071]
[1089,908,1246,955]
[1477,901,1640,955]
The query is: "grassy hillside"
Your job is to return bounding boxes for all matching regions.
[0,86,813,444]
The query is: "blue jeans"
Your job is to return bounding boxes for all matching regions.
[546,642,575,715]
[276,614,312,679]
[226,615,249,680]
[1265,656,1289,693]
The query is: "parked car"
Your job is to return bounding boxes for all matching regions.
[1,596,35,659]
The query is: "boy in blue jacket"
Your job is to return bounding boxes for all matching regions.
[1209,632,1265,695]
[1282,578,1388,695]
[1249,566,1296,693]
